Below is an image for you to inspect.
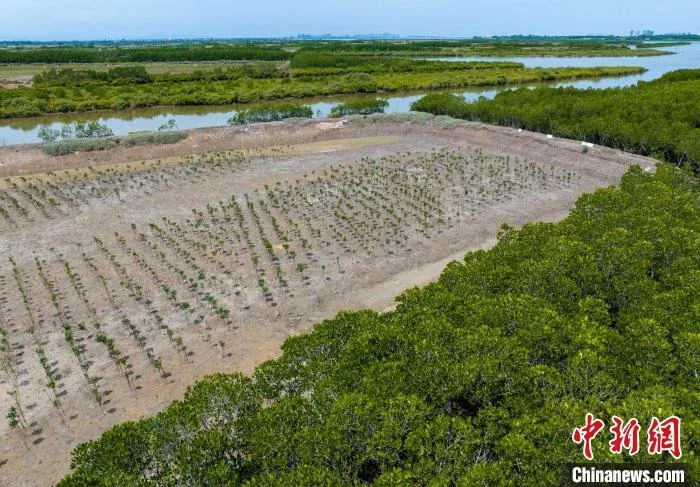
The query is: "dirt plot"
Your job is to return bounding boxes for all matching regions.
[0,117,657,486]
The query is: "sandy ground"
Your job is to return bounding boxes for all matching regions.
[0,117,657,486]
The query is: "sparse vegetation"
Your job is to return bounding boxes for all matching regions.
[120,130,186,147]
[41,130,186,155]
[42,137,119,156]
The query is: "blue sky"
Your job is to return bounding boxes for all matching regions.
[1,0,698,41]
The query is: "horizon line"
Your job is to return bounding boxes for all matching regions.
[2,32,699,43]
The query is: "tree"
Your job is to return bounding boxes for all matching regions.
[37,125,60,142]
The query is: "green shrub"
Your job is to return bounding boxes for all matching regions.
[329,98,389,118]
[410,93,467,116]
[34,66,152,87]
[228,103,313,125]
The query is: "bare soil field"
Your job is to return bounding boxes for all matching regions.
[0,116,657,486]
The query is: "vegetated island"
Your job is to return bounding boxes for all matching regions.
[0,62,645,118]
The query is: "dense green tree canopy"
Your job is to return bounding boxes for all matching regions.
[60,164,699,486]
[33,66,152,86]
[411,69,700,170]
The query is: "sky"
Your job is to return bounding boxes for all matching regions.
[1,0,698,41]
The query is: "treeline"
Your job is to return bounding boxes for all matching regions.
[59,163,699,485]
[28,59,525,89]
[639,33,700,40]
[290,52,522,71]
[156,63,287,82]
[636,41,691,48]
[30,58,525,88]
[0,39,678,65]
[30,58,527,89]
[294,40,670,57]
[0,44,291,63]
[32,63,286,87]
[0,65,644,118]
[297,39,639,52]
[33,66,152,86]
[411,69,700,169]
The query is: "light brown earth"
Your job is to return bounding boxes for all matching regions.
[0,117,657,486]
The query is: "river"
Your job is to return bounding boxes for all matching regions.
[0,42,697,145]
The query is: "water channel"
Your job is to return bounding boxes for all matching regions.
[0,42,697,145]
